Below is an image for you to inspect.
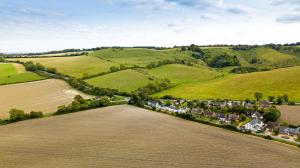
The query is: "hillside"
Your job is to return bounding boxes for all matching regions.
[155,66,300,101]
[0,63,44,85]
[85,69,153,92]
[148,64,220,84]
[9,56,118,78]
[89,48,195,66]
[0,105,299,168]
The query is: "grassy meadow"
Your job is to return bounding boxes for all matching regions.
[85,69,153,92]
[90,48,194,66]
[9,56,118,78]
[0,63,44,85]
[155,66,300,101]
[149,64,220,84]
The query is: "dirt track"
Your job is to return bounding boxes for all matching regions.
[0,105,299,168]
[0,79,91,119]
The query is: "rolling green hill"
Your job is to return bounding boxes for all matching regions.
[154,66,300,101]
[148,64,220,84]
[9,56,118,78]
[85,69,153,92]
[0,63,44,85]
[90,48,195,66]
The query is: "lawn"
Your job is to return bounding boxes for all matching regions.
[90,48,194,66]
[85,69,153,92]
[148,64,220,84]
[8,56,118,78]
[0,63,44,85]
[154,66,300,101]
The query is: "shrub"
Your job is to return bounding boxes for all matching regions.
[29,111,43,119]
[9,109,28,122]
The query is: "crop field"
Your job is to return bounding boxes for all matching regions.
[85,69,152,92]
[8,56,118,78]
[277,105,300,125]
[0,63,44,85]
[90,48,194,66]
[0,79,91,119]
[155,66,300,101]
[149,64,220,84]
[0,105,299,168]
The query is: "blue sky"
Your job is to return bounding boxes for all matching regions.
[0,0,300,52]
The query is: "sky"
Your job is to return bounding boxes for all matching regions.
[0,0,300,52]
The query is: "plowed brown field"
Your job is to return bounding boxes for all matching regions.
[0,105,299,168]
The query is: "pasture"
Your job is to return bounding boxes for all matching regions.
[155,66,300,101]
[277,105,300,125]
[0,105,299,168]
[90,48,194,66]
[0,79,91,119]
[8,56,118,78]
[149,64,220,84]
[85,69,152,92]
[0,63,44,85]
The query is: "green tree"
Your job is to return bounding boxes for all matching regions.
[9,109,28,122]
[268,96,275,102]
[283,94,289,102]
[277,96,284,105]
[29,111,43,119]
[254,92,263,101]
[262,107,281,122]
[110,66,119,72]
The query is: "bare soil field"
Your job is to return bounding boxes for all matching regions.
[0,79,91,119]
[277,105,300,125]
[0,105,299,168]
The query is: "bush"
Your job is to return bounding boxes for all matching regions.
[262,107,281,122]
[9,109,28,122]
[29,111,43,119]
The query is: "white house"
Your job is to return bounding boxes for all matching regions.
[244,119,265,132]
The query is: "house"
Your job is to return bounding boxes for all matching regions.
[217,113,228,123]
[147,101,160,109]
[279,126,300,137]
[244,119,265,132]
[228,114,239,121]
[203,110,213,117]
[259,100,271,109]
[265,121,279,132]
[191,108,202,114]
[244,102,254,109]
[251,112,263,120]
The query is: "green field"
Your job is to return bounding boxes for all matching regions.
[154,66,300,101]
[90,48,194,66]
[0,63,44,85]
[149,64,220,84]
[9,56,118,78]
[85,69,153,92]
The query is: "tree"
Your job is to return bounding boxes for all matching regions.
[9,109,28,122]
[277,96,284,105]
[254,92,263,101]
[268,96,275,102]
[29,111,43,119]
[120,64,126,70]
[262,107,281,122]
[283,94,289,102]
[110,66,119,72]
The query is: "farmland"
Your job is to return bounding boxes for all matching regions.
[0,105,299,168]
[85,69,153,92]
[277,105,300,125]
[9,56,118,78]
[90,48,194,66]
[148,64,220,84]
[0,79,91,119]
[155,66,300,101]
[0,63,44,85]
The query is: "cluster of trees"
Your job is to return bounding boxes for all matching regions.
[130,79,173,106]
[0,57,5,62]
[55,95,110,115]
[232,45,259,51]
[23,61,57,74]
[9,109,43,122]
[207,54,240,68]
[146,59,194,69]
[255,92,294,105]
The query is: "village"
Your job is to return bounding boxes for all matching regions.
[146,98,300,145]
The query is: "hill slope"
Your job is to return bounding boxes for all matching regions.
[155,66,300,101]
[0,105,299,168]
